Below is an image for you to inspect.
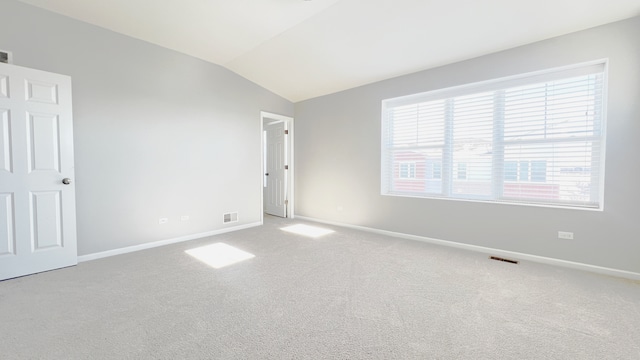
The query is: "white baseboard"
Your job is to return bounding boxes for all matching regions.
[295,216,640,281]
[78,222,262,262]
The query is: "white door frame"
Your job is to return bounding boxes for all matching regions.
[260,111,294,222]
[264,120,286,217]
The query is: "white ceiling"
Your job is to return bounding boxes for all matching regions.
[18,0,640,102]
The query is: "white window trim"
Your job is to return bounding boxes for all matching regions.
[381,60,608,211]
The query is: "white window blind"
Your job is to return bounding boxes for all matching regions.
[381,62,606,209]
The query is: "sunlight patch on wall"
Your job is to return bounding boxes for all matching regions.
[185,243,255,269]
[281,224,335,238]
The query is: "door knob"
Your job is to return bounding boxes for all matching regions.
[265,173,269,176]
[62,178,72,185]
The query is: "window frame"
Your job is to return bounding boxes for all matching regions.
[381,60,608,211]
[398,161,417,179]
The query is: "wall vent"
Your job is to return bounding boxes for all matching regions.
[489,256,519,264]
[223,212,239,224]
[0,50,12,64]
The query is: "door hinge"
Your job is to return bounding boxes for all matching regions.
[284,129,289,135]
[284,165,289,170]
[285,200,289,205]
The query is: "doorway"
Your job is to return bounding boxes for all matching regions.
[261,112,294,221]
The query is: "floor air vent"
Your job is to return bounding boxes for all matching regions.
[489,256,519,264]
[223,212,238,224]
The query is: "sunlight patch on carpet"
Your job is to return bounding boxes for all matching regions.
[281,224,335,238]
[185,243,255,269]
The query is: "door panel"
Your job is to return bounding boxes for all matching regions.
[30,191,63,250]
[0,75,8,98]
[0,62,76,281]
[27,112,60,172]
[0,109,11,172]
[25,79,58,105]
[0,193,15,256]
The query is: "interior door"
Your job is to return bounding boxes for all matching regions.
[265,121,287,217]
[0,63,77,281]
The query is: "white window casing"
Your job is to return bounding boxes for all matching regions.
[381,60,607,209]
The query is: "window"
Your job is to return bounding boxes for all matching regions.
[531,161,547,182]
[426,160,442,179]
[398,162,416,179]
[381,61,606,209]
[456,163,467,180]
[504,160,544,182]
[519,161,530,182]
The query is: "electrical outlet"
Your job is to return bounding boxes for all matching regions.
[159,218,168,224]
[181,215,189,221]
[558,231,574,240]
[223,212,238,224]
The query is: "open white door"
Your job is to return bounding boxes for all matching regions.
[0,63,77,281]
[265,121,287,217]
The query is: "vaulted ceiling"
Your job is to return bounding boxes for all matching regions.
[18,0,640,102]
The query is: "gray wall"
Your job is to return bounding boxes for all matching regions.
[0,0,293,255]
[295,16,640,274]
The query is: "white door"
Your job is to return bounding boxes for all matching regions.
[0,63,77,281]
[265,121,287,217]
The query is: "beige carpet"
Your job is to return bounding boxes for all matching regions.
[1,215,639,359]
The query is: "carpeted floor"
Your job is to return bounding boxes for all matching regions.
[1,215,639,359]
